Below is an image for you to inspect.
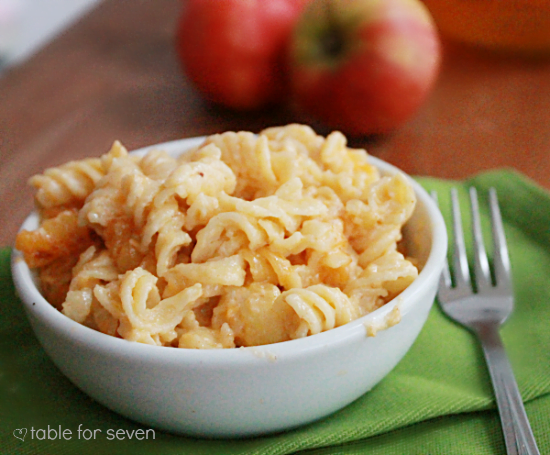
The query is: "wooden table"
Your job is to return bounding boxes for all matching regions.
[2,0,550,247]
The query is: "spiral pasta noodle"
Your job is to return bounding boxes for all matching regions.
[62,246,119,323]
[94,268,203,345]
[139,149,178,181]
[280,285,360,338]
[30,158,104,209]
[16,124,419,349]
[201,131,278,199]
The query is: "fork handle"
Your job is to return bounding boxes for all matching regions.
[474,323,540,455]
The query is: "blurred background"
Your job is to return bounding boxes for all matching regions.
[0,0,101,72]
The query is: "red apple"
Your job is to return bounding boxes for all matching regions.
[176,0,311,110]
[287,0,441,135]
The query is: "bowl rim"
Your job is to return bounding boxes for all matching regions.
[11,135,448,365]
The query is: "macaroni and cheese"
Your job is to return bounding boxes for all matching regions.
[15,124,418,349]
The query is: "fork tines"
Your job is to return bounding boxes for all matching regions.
[432,187,511,296]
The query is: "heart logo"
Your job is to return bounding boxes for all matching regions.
[13,428,27,441]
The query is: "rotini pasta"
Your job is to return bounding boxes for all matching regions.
[16,124,419,349]
[280,285,360,339]
[63,246,118,323]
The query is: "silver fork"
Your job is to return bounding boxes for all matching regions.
[434,187,540,455]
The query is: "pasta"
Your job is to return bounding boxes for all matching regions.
[16,124,419,349]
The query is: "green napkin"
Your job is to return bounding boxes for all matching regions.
[1,169,549,455]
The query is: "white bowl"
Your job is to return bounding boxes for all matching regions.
[11,137,448,438]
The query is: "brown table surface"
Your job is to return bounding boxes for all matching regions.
[2,0,550,247]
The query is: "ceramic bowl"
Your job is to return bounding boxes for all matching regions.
[11,136,447,438]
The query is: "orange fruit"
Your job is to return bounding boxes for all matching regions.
[421,0,550,53]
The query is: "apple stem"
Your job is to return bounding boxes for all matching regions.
[320,32,344,59]
[320,0,346,60]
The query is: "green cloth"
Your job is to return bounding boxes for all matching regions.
[1,169,549,454]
